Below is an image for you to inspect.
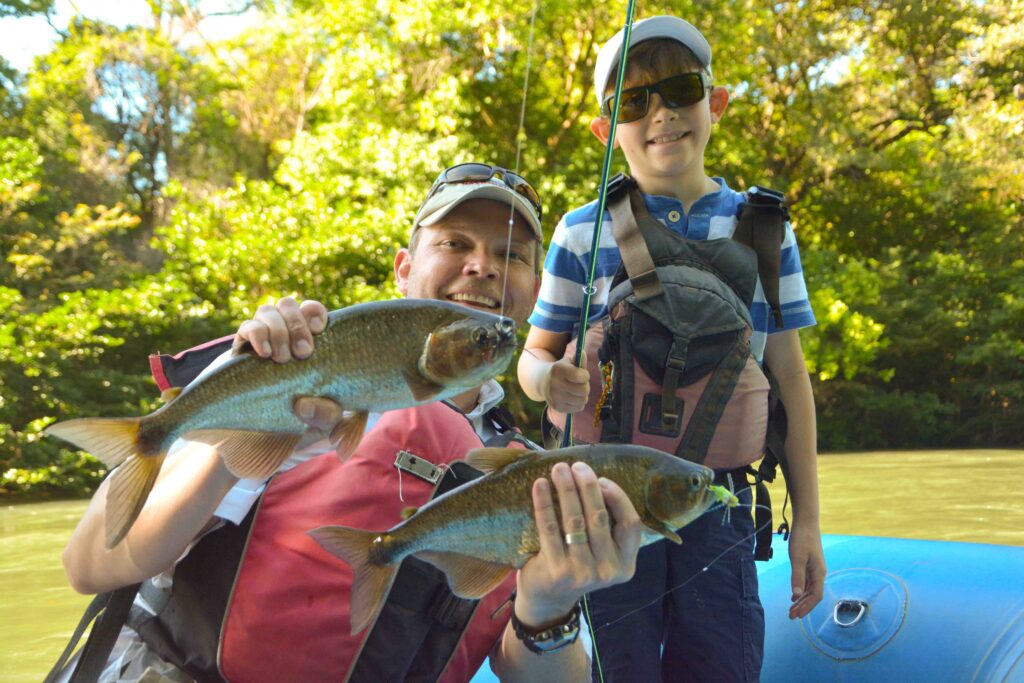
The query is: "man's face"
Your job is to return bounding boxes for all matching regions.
[395,198,540,325]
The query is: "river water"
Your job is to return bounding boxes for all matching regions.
[2,449,1022,682]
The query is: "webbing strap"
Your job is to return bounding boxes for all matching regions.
[674,336,749,464]
[44,583,143,683]
[609,187,662,300]
[733,187,787,327]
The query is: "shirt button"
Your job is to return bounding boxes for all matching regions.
[668,210,681,222]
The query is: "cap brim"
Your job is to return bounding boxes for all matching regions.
[414,182,543,240]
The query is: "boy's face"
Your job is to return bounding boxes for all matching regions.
[591,69,728,194]
[394,198,541,326]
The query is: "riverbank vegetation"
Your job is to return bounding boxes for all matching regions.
[1,0,1022,499]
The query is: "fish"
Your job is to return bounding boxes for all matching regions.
[45,298,518,548]
[309,444,715,635]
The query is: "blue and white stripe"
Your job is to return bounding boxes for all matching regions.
[529,178,816,361]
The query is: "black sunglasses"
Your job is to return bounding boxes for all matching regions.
[425,163,543,221]
[601,72,713,124]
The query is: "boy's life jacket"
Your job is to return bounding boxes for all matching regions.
[545,174,790,557]
[50,337,529,683]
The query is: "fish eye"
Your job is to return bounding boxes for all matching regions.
[690,474,702,490]
[471,327,488,345]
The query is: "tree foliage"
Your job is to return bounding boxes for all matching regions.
[1,0,1022,497]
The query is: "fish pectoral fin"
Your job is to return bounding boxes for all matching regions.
[159,387,182,403]
[642,516,683,545]
[308,526,399,635]
[185,429,302,480]
[415,551,513,599]
[329,410,369,460]
[402,368,444,403]
[106,454,165,548]
[464,447,530,473]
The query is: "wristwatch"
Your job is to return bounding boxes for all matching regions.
[510,601,582,655]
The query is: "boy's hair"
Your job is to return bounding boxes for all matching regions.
[605,39,710,101]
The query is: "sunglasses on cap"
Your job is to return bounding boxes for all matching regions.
[425,163,543,221]
[600,72,713,124]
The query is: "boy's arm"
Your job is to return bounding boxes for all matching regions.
[763,329,826,619]
[518,327,591,414]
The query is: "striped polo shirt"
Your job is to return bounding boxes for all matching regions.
[529,177,816,361]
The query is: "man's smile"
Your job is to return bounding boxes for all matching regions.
[448,292,501,309]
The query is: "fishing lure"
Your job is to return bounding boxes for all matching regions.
[708,484,740,508]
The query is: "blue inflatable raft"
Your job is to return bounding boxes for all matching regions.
[472,534,1024,682]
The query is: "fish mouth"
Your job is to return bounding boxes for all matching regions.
[647,130,690,145]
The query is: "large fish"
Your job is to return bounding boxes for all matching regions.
[310,444,715,635]
[46,299,517,548]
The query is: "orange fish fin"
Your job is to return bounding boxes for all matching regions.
[465,447,529,473]
[159,387,182,403]
[44,417,141,468]
[416,551,513,599]
[185,429,302,480]
[330,410,368,460]
[105,453,164,548]
[643,516,683,545]
[308,526,399,635]
[402,368,444,402]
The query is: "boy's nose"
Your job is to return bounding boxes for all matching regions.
[649,93,679,122]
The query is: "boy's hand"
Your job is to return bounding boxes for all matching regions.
[233,296,328,362]
[543,352,591,414]
[788,523,826,619]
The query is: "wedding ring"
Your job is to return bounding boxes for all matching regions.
[564,531,589,545]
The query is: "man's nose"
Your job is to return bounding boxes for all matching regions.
[464,248,500,278]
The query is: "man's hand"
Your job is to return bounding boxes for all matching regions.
[542,352,591,415]
[233,296,328,362]
[513,462,643,630]
[788,523,826,619]
[232,296,343,448]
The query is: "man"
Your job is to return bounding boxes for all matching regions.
[61,163,644,682]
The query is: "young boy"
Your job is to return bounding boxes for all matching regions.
[518,15,826,682]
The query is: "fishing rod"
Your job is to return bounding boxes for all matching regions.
[561,0,637,449]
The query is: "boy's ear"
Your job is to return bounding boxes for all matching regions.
[709,86,729,122]
[589,117,620,148]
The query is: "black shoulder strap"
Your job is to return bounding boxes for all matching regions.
[733,186,789,328]
[44,582,142,683]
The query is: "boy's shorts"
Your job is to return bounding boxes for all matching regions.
[585,484,764,682]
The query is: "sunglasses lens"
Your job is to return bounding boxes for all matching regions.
[659,74,705,108]
[444,162,495,183]
[616,90,648,124]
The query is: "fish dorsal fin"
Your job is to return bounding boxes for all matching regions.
[415,550,514,599]
[402,368,444,403]
[185,429,302,480]
[642,514,683,545]
[465,447,528,473]
[329,410,368,460]
[160,386,182,403]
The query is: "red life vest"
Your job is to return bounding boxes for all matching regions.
[219,402,518,682]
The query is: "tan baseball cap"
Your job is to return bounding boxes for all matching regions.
[413,178,543,241]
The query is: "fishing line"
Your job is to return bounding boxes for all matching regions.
[500,0,540,323]
[590,503,775,634]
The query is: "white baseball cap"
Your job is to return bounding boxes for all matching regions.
[594,15,713,107]
[413,178,543,241]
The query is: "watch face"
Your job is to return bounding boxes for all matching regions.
[513,602,582,654]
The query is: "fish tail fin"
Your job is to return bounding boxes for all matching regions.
[309,525,399,635]
[105,453,164,548]
[44,417,142,469]
[45,417,164,548]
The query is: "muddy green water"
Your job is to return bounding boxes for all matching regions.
[2,449,1022,682]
